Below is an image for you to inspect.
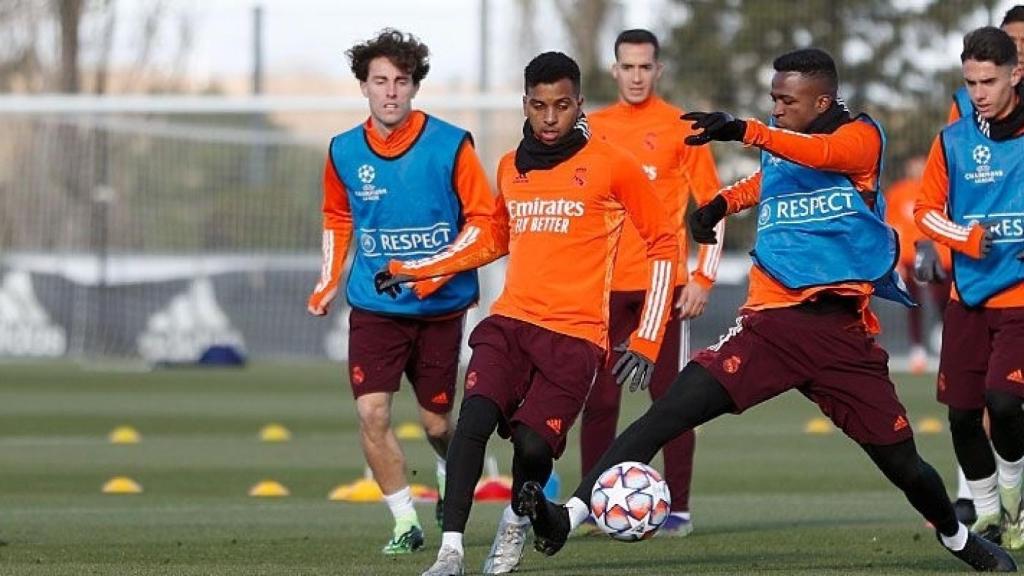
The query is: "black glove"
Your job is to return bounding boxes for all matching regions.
[981,226,995,258]
[681,111,746,145]
[611,343,654,393]
[913,240,947,284]
[688,195,727,245]
[373,265,413,299]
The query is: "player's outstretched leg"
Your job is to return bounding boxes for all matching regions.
[520,362,734,555]
[863,439,1016,572]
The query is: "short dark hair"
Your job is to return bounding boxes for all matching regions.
[772,48,839,96]
[524,51,581,95]
[614,29,660,60]
[961,26,1017,67]
[1002,5,1024,26]
[347,28,430,85]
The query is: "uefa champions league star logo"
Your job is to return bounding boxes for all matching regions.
[357,164,376,184]
[972,145,991,166]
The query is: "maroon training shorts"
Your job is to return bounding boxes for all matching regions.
[937,299,1024,410]
[463,314,602,457]
[347,307,464,414]
[693,304,913,446]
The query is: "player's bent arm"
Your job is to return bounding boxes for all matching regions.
[612,156,679,361]
[742,119,879,176]
[718,171,763,214]
[913,136,988,259]
[308,157,353,315]
[409,137,499,298]
[389,196,510,280]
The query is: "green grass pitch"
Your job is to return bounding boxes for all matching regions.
[0,362,1012,575]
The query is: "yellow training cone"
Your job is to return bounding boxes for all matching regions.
[804,417,834,435]
[918,417,944,434]
[259,423,291,442]
[108,426,141,444]
[395,422,425,440]
[102,476,143,494]
[249,480,289,497]
[328,478,383,502]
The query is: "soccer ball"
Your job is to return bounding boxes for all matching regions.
[590,461,671,541]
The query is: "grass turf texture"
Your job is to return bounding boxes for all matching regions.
[0,362,1013,575]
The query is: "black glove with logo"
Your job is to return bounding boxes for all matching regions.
[688,195,727,244]
[681,111,747,145]
[374,265,413,299]
[913,240,947,284]
[611,343,654,393]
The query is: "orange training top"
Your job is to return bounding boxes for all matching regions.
[390,137,679,359]
[718,118,884,332]
[914,131,1024,308]
[886,177,952,269]
[589,96,723,291]
[308,110,495,310]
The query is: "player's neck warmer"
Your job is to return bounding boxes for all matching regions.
[804,98,853,135]
[514,113,591,173]
[984,83,1024,141]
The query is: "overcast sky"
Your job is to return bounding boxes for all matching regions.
[110,0,670,91]
[105,0,1020,93]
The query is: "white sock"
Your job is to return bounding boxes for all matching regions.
[502,504,530,526]
[967,473,1000,518]
[383,486,418,526]
[441,531,464,555]
[940,522,969,551]
[566,497,590,531]
[995,452,1024,491]
[956,466,972,500]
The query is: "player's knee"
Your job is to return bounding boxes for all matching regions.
[356,401,391,437]
[512,424,553,466]
[421,415,451,443]
[454,396,501,443]
[948,407,985,437]
[866,438,923,488]
[986,390,1024,423]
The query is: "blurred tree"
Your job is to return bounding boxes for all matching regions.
[552,0,618,100]
[664,0,1001,250]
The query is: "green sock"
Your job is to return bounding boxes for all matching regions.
[394,512,419,538]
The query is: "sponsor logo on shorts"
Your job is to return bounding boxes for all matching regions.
[465,371,477,390]
[431,391,449,405]
[1008,369,1024,385]
[351,365,365,385]
[722,355,742,374]
[893,415,909,432]
[546,418,563,435]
